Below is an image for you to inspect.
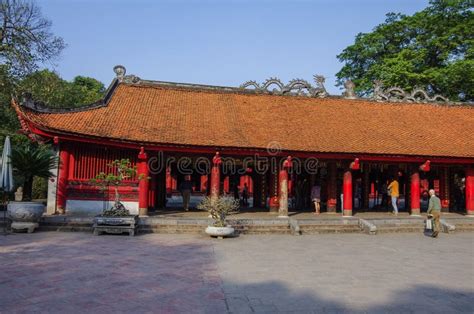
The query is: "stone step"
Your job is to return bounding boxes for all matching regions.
[300,224,362,234]
[141,224,292,235]
[301,228,362,234]
[451,224,474,232]
[377,226,425,233]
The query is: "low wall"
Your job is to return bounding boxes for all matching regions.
[65,200,139,216]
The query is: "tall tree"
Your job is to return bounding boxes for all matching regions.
[336,0,473,101]
[0,0,65,76]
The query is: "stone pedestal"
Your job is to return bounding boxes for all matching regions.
[93,215,138,236]
[11,222,39,233]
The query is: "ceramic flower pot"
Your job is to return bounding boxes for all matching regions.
[7,201,45,233]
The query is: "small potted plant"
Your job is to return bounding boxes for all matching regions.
[198,195,239,238]
[90,159,142,236]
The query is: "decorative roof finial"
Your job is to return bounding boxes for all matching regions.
[113,65,141,84]
[343,80,357,99]
[113,65,126,81]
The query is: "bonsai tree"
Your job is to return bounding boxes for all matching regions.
[198,196,239,227]
[90,159,138,216]
[10,143,57,201]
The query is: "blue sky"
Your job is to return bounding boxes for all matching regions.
[39,0,429,94]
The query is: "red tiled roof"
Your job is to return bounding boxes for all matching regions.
[16,82,474,158]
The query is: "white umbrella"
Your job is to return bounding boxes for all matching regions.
[0,136,14,193]
[1,136,14,234]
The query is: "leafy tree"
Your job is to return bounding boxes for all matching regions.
[0,0,66,76]
[336,0,474,101]
[18,69,68,105]
[18,70,105,108]
[10,143,57,201]
[0,65,19,133]
[68,75,105,105]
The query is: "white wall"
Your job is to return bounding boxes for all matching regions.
[65,200,139,216]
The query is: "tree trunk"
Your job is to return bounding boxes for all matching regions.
[23,176,33,201]
[114,185,120,205]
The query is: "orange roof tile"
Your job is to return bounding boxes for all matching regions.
[17,82,474,158]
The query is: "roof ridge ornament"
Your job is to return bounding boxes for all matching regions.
[342,80,357,99]
[113,65,141,84]
[373,80,449,103]
[239,75,328,98]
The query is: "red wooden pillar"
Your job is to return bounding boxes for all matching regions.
[223,176,230,194]
[466,168,474,216]
[200,175,208,193]
[68,150,75,180]
[148,174,156,209]
[278,156,292,218]
[410,171,421,216]
[363,164,370,209]
[269,170,279,212]
[56,144,70,215]
[210,152,222,200]
[343,170,352,216]
[138,147,149,216]
[439,167,450,212]
[343,159,359,216]
[166,166,172,194]
[327,162,337,213]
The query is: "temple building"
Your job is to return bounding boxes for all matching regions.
[12,66,474,217]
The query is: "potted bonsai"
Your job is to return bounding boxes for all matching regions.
[90,158,143,236]
[8,143,56,233]
[198,195,239,238]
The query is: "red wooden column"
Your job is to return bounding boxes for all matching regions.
[278,156,292,218]
[410,171,421,216]
[223,176,230,194]
[56,142,70,215]
[269,171,279,212]
[327,162,337,213]
[343,170,353,216]
[439,167,450,212]
[466,168,474,216]
[362,164,370,209]
[210,152,222,200]
[343,159,359,216]
[138,147,149,216]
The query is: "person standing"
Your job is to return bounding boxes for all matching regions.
[233,184,240,201]
[242,183,249,207]
[428,189,442,238]
[387,177,399,215]
[311,182,321,215]
[179,175,193,211]
[378,180,388,210]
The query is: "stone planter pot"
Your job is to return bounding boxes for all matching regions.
[205,225,234,238]
[7,201,45,233]
[93,215,138,236]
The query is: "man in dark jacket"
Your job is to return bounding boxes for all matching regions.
[179,176,193,211]
[428,189,442,238]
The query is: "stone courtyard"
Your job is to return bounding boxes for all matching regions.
[0,232,473,313]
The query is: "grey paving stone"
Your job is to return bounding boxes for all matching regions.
[1,232,473,313]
